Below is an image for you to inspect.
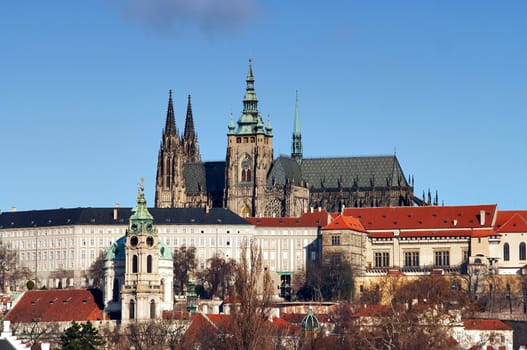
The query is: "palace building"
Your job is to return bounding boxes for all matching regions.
[155,61,422,218]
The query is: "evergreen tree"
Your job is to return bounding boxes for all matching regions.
[60,321,105,350]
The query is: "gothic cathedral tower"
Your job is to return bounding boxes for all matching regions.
[155,91,201,208]
[225,61,273,217]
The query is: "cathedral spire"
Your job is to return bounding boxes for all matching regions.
[182,94,201,163]
[164,90,177,135]
[184,94,196,140]
[231,59,269,136]
[243,59,258,116]
[291,90,303,164]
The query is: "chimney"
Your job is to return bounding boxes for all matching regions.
[480,210,485,226]
[113,203,120,221]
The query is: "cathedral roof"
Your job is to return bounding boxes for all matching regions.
[266,155,408,191]
[301,155,408,190]
[182,162,226,195]
[267,156,303,186]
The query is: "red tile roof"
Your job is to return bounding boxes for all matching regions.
[495,212,527,233]
[323,215,366,232]
[6,289,106,323]
[183,313,299,344]
[352,304,389,318]
[343,205,497,230]
[369,229,474,238]
[494,210,527,227]
[245,210,331,227]
[463,319,512,331]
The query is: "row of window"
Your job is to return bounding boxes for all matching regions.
[503,242,526,261]
[374,251,452,268]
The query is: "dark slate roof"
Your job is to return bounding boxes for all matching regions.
[0,207,250,229]
[182,161,226,195]
[184,163,207,194]
[0,340,16,350]
[300,155,408,190]
[267,156,303,186]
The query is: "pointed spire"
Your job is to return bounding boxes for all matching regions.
[291,90,303,164]
[183,94,196,140]
[164,90,177,135]
[243,58,258,115]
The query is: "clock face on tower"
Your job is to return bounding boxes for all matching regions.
[146,236,154,247]
[130,236,138,247]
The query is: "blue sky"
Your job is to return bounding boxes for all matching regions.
[1,0,526,212]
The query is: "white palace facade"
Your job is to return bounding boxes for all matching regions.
[1,201,527,299]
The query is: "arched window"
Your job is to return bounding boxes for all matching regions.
[246,169,252,182]
[147,255,153,273]
[112,278,120,302]
[132,254,138,273]
[520,242,526,261]
[503,243,510,261]
[129,300,135,319]
[241,169,247,182]
[150,299,156,319]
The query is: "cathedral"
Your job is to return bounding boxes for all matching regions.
[155,61,419,217]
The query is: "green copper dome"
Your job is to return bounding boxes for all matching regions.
[301,306,320,331]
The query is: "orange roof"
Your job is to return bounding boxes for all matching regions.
[369,229,475,238]
[494,210,527,227]
[184,313,299,344]
[323,215,366,232]
[352,304,389,317]
[463,319,512,331]
[6,289,106,323]
[495,212,527,233]
[245,210,330,227]
[343,205,497,230]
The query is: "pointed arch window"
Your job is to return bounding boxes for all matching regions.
[132,254,138,273]
[503,243,510,261]
[129,299,135,319]
[147,255,153,273]
[520,242,526,261]
[246,169,252,182]
[150,299,156,319]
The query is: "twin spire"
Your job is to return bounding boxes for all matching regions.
[163,91,197,143]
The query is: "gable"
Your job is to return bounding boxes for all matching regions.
[496,212,527,233]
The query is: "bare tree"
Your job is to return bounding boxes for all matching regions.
[225,239,274,350]
[202,254,236,299]
[173,246,197,295]
[84,251,105,289]
[0,244,18,293]
[122,319,188,350]
[11,320,60,349]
